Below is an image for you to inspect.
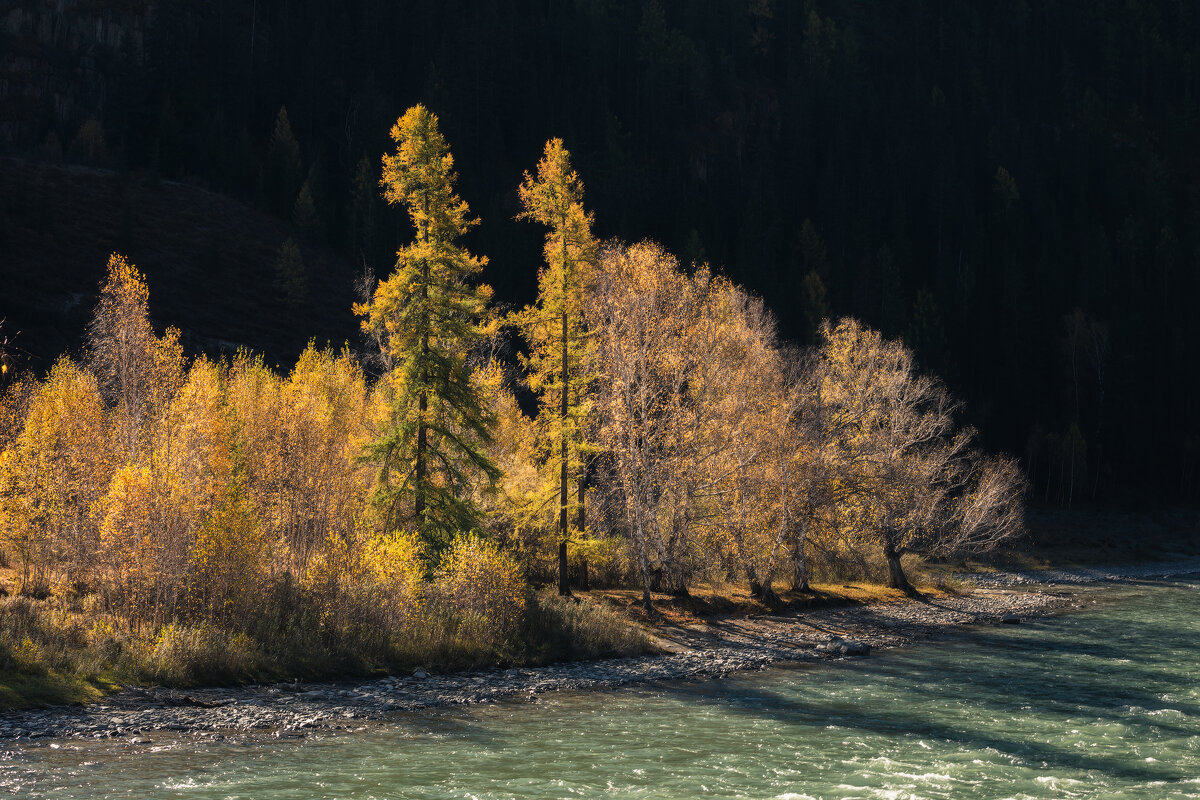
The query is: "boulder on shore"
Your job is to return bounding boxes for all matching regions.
[821,637,871,656]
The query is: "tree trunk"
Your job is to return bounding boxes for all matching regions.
[747,561,763,599]
[790,521,810,592]
[415,389,426,521]
[557,539,570,597]
[558,310,571,597]
[579,556,589,591]
[883,538,918,596]
[636,538,654,611]
[576,463,587,534]
[416,212,430,526]
[751,580,780,605]
[415,199,429,525]
[791,552,810,592]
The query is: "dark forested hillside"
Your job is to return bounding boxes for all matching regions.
[2,0,1198,504]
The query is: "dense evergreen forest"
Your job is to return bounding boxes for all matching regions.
[2,0,1199,504]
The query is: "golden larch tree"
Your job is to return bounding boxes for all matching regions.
[511,138,597,595]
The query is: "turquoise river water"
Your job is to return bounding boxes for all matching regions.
[4,577,1200,799]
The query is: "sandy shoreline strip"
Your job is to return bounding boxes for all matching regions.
[3,560,1197,741]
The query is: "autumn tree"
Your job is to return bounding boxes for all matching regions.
[588,241,721,609]
[695,283,791,600]
[356,106,499,555]
[779,347,859,592]
[512,139,597,595]
[467,359,544,562]
[589,247,829,605]
[817,319,1024,594]
[228,346,370,577]
[0,358,110,592]
[88,254,161,458]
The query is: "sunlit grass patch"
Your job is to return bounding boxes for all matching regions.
[0,670,116,710]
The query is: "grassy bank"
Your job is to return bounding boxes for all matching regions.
[0,585,653,711]
[0,571,959,711]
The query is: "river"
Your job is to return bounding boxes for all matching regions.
[4,576,1198,799]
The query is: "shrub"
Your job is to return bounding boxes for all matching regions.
[434,534,527,634]
[140,623,263,685]
[360,530,424,617]
[414,534,531,661]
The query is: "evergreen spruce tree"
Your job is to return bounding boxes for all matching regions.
[355,105,498,556]
[266,106,302,217]
[512,139,597,595]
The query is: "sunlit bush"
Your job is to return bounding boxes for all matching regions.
[188,488,266,622]
[98,463,197,628]
[360,530,424,612]
[228,345,370,577]
[434,534,527,637]
[141,623,262,685]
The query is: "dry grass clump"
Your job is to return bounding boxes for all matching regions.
[522,593,652,663]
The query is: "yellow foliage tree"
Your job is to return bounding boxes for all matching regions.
[511,138,597,595]
[472,362,545,570]
[359,529,425,628]
[701,283,793,600]
[99,463,187,629]
[88,253,184,462]
[99,357,234,627]
[189,486,265,622]
[0,358,110,592]
[228,345,370,577]
[816,318,1024,593]
[587,241,721,607]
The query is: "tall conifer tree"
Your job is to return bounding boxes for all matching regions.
[356,106,498,555]
[513,139,597,595]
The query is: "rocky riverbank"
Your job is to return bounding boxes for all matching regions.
[0,585,1072,741]
[958,556,1200,587]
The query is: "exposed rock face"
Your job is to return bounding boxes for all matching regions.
[1,1,152,149]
